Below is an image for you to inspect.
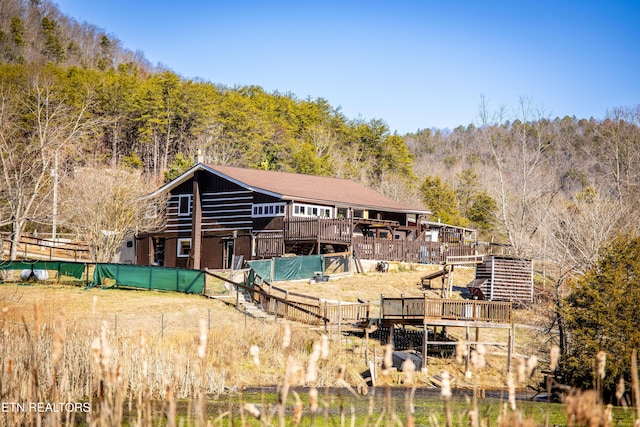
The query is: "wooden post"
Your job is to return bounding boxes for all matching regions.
[507,325,514,373]
[448,265,455,297]
[285,290,289,320]
[191,170,202,270]
[422,324,428,370]
[338,300,342,346]
[465,326,470,374]
[365,328,369,366]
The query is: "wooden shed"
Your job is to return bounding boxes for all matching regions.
[467,255,534,302]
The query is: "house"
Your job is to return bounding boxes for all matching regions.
[136,162,475,270]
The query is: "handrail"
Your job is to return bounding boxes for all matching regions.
[380,295,512,325]
[209,269,369,326]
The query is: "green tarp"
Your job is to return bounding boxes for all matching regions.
[93,263,204,294]
[0,260,86,279]
[247,255,325,282]
[247,259,272,281]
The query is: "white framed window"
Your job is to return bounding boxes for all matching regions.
[177,238,192,257]
[292,203,332,218]
[252,202,286,218]
[178,194,192,216]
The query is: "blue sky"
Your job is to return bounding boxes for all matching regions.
[54,1,639,134]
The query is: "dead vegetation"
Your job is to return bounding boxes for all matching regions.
[0,269,635,425]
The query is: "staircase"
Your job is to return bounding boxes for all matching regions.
[207,278,272,321]
[232,287,272,321]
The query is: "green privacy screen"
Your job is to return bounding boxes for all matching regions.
[93,264,204,294]
[247,255,325,281]
[0,260,86,279]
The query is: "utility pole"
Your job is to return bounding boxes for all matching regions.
[51,150,59,243]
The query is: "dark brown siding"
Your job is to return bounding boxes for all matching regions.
[200,236,224,269]
[164,236,183,268]
[253,216,285,231]
[253,193,282,204]
[199,232,253,269]
[201,190,253,232]
[136,236,152,266]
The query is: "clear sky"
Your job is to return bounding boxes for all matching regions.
[54,0,639,134]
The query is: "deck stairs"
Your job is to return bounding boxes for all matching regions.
[227,285,272,321]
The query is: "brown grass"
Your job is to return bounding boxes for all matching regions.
[0,269,608,426]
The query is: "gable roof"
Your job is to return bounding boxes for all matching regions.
[153,163,430,215]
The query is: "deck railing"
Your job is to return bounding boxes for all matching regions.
[209,270,371,327]
[353,237,476,264]
[424,299,512,324]
[284,218,353,243]
[380,295,512,324]
[253,232,284,258]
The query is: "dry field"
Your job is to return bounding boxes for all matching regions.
[0,266,559,425]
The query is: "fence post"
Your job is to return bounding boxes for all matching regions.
[337,300,342,346]
[285,291,289,320]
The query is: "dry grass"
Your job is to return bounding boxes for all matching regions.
[1,270,632,426]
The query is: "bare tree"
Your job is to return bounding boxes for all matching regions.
[197,122,242,165]
[537,188,633,353]
[478,96,558,257]
[59,167,166,263]
[0,73,93,260]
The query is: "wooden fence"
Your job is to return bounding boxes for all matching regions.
[204,270,369,327]
[253,232,284,258]
[353,236,476,264]
[1,232,92,262]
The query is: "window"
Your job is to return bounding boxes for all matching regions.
[252,203,286,218]
[178,194,192,216]
[177,238,192,257]
[292,203,333,218]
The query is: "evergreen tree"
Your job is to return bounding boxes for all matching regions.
[420,175,468,226]
[561,235,640,397]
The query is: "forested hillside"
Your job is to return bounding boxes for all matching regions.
[1,0,640,277]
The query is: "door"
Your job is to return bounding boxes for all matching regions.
[224,240,234,269]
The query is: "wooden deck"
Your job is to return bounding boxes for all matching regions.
[380,295,512,327]
[379,295,515,371]
[254,220,477,263]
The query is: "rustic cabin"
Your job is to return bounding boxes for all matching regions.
[135,162,477,270]
[466,255,534,303]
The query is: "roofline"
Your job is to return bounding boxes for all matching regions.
[283,196,430,215]
[147,163,431,215]
[423,220,477,233]
[145,163,285,200]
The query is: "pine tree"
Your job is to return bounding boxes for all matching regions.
[561,235,640,397]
